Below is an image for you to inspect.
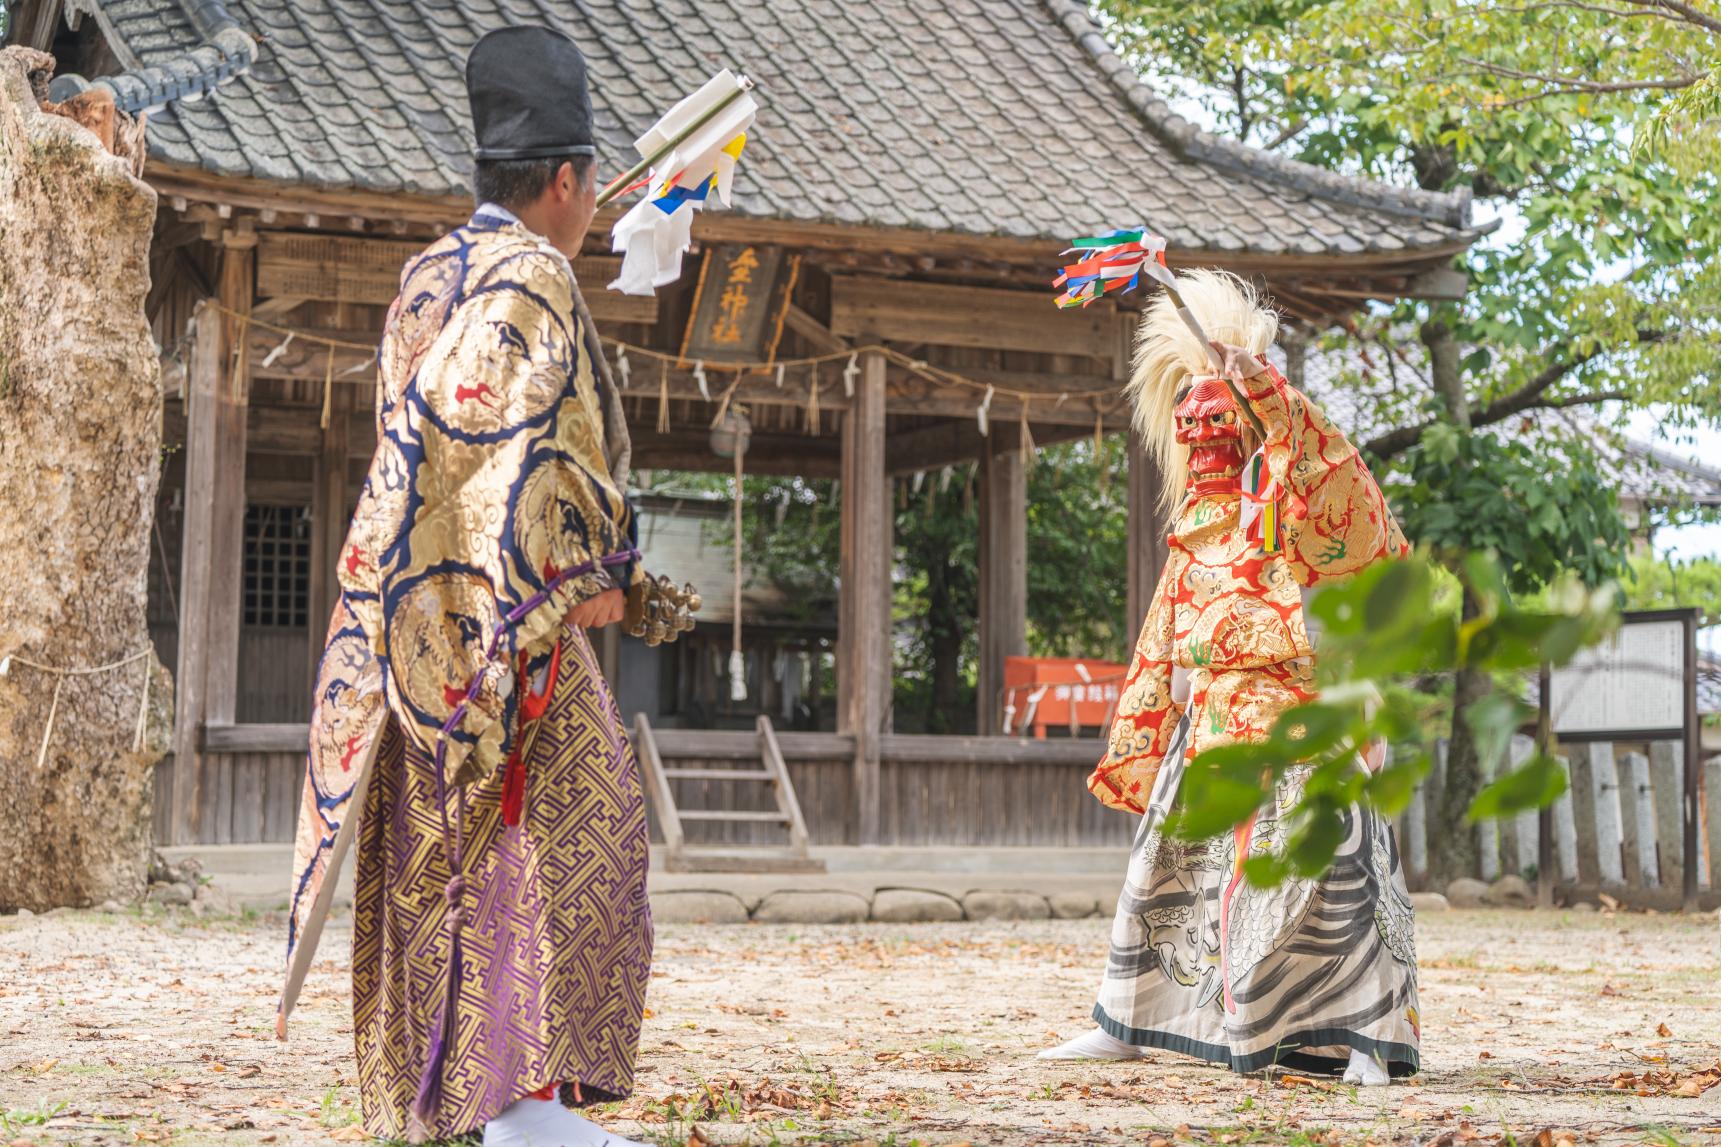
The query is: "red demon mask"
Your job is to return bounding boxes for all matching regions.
[1175,377,1245,482]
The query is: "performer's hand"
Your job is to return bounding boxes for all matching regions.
[566,587,625,629]
[1208,340,1268,382]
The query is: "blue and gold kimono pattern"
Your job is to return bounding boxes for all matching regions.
[287,213,641,960]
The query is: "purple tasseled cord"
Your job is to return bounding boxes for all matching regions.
[412,548,639,1126]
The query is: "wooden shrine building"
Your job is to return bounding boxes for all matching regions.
[15,0,1482,849]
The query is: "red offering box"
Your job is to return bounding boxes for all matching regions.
[1001,656,1127,738]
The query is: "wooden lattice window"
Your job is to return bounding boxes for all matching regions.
[243,504,311,628]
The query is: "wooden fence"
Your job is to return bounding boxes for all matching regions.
[1399,736,1719,898]
[153,725,1716,898]
[645,730,1132,848]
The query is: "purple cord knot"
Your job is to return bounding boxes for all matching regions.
[444,875,468,927]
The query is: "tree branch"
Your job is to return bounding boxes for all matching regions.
[1364,330,1669,460]
[1619,0,1721,35]
[1265,118,1309,150]
[1456,59,1704,94]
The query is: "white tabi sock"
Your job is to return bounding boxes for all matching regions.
[1037,1026,1147,1061]
[482,1093,648,1147]
[1342,1047,1391,1087]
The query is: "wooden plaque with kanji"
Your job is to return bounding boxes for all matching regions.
[679,244,798,364]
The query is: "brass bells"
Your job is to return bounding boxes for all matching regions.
[624,573,701,646]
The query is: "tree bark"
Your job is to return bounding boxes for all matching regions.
[1430,589,1491,888]
[1420,311,1488,887]
[0,49,172,911]
[1421,309,1469,429]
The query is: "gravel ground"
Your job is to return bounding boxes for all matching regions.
[2,906,1719,1146]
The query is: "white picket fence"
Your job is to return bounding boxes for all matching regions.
[1400,736,1718,893]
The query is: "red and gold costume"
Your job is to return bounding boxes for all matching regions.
[1090,362,1408,815]
[1077,276,1421,1077]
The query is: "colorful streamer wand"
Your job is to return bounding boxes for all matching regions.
[1054,225,1265,439]
[1053,228,1168,310]
[1057,226,1278,549]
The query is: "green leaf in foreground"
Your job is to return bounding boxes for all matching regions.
[1467,753,1570,822]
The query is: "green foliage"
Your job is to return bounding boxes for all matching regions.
[1392,424,1633,592]
[1025,436,1131,661]
[1622,551,1721,627]
[1100,0,1721,439]
[1165,553,1619,880]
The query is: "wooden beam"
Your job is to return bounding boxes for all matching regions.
[202,723,312,753]
[782,303,850,354]
[308,384,353,672]
[148,161,1480,286]
[629,429,842,478]
[255,230,657,323]
[1406,267,1469,300]
[201,235,256,845]
[247,405,372,457]
[1126,432,1169,643]
[879,733,1100,765]
[841,350,890,844]
[886,419,1100,475]
[199,722,1104,763]
[832,276,1119,362]
[170,306,222,846]
[976,446,1027,735]
[251,295,308,321]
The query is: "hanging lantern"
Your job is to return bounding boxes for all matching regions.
[709,406,752,458]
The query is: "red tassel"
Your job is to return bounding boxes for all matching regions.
[501,747,526,827]
[502,641,563,829]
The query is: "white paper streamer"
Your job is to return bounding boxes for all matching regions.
[977,385,994,437]
[694,360,710,402]
[261,332,294,368]
[775,362,785,388]
[843,352,859,398]
[616,346,631,389]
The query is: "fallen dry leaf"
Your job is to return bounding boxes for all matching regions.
[1656,1022,1672,1037]
[1277,1074,1337,1093]
[328,1127,371,1142]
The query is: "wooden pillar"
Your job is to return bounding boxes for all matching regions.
[308,382,352,672]
[1126,431,1168,637]
[976,442,1027,736]
[839,350,889,844]
[1281,325,1308,390]
[171,228,254,845]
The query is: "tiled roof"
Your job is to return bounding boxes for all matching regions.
[78,0,1478,257]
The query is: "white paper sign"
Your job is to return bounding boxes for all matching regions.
[1549,618,1686,735]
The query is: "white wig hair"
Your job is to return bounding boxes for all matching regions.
[1126,268,1280,514]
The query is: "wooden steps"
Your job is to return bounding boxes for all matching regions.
[634,714,827,875]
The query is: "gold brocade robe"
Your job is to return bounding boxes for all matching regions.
[287,216,642,959]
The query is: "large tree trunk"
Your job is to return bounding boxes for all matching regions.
[0,49,172,911]
[1430,589,1490,887]
[1420,310,1485,887]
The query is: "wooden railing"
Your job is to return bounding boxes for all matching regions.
[176,723,1125,848]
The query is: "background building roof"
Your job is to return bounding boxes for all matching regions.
[75,0,1477,258]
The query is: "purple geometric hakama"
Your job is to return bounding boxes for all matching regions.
[352,629,652,1141]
